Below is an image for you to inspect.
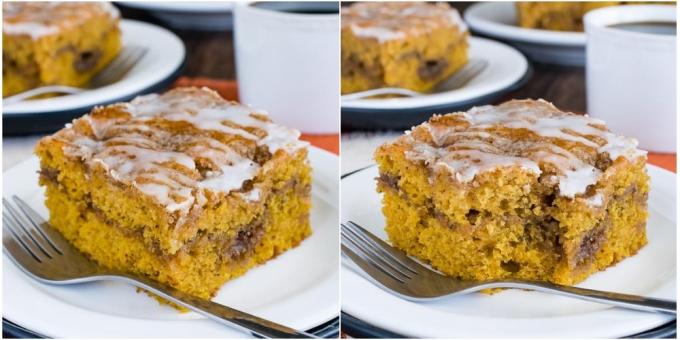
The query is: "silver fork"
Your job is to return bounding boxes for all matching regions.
[2,196,317,338]
[340,58,489,101]
[3,45,148,105]
[341,221,676,314]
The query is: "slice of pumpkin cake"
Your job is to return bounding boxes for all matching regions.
[35,87,312,302]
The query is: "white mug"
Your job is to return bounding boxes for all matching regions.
[584,5,676,153]
[234,2,340,134]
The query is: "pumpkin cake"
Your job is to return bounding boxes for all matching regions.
[35,87,312,304]
[3,2,122,97]
[516,2,674,32]
[375,99,648,285]
[341,2,469,94]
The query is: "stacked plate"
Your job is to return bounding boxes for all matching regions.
[3,20,185,135]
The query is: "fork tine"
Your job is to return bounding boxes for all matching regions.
[341,223,414,280]
[91,52,133,86]
[12,196,63,254]
[102,49,135,74]
[341,242,413,297]
[343,222,418,275]
[91,46,147,87]
[2,215,43,262]
[341,236,404,283]
[3,199,52,259]
[104,47,145,78]
[346,221,424,273]
[3,224,48,272]
[342,229,409,282]
[12,196,76,257]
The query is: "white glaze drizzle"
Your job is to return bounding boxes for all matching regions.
[3,2,120,40]
[2,22,58,39]
[343,2,467,43]
[55,87,305,221]
[582,193,604,207]
[404,99,646,202]
[349,25,406,42]
[126,93,307,153]
[238,188,262,202]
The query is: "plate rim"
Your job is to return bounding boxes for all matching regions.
[118,1,234,14]
[463,2,586,46]
[2,146,340,338]
[340,163,676,338]
[339,311,677,339]
[3,19,186,116]
[341,36,529,111]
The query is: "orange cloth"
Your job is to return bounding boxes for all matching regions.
[648,153,676,173]
[172,77,339,154]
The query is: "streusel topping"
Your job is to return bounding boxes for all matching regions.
[342,2,467,43]
[47,87,307,220]
[404,99,645,198]
[3,2,119,39]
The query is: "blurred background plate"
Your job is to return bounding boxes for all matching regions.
[341,36,530,130]
[3,20,185,135]
[464,2,587,66]
[118,2,234,31]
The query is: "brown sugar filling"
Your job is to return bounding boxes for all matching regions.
[342,53,382,78]
[40,166,308,265]
[574,223,607,266]
[418,58,449,81]
[39,167,60,183]
[377,172,400,191]
[378,171,568,259]
[73,49,103,73]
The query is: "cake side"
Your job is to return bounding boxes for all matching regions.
[35,87,312,299]
[41,151,311,299]
[516,2,618,31]
[35,87,309,255]
[3,2,122,97]
[341,2,469,93]
[375,99,648,285]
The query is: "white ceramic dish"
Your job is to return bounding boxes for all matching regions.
[3,20,185,117]
[3,147,339,338]
[464,2,587,66]
[119,2,234,31]
[341,165,676,338]
[585,5,677,153]
[341,36,528,112]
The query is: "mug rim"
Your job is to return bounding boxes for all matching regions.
[584,4,676,42]
[236,1,338,22]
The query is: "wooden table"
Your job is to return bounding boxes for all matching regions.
[450,2,586,113]
[118,6,237,79]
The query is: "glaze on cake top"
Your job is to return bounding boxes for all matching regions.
[3,2,119,39]
[403,99,646,199]
[46,87,307,221]
[341,2,467,43]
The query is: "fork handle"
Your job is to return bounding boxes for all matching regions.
[111,274,318,338]
[487,281,676,314]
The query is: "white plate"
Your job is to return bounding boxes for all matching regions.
[464,2,587,66]
[341,36,528,111]
[3,146,339,338]
[119,2,234,31]
[3,20,185,116]
[341,165,676,338]
[121,2,233,13]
